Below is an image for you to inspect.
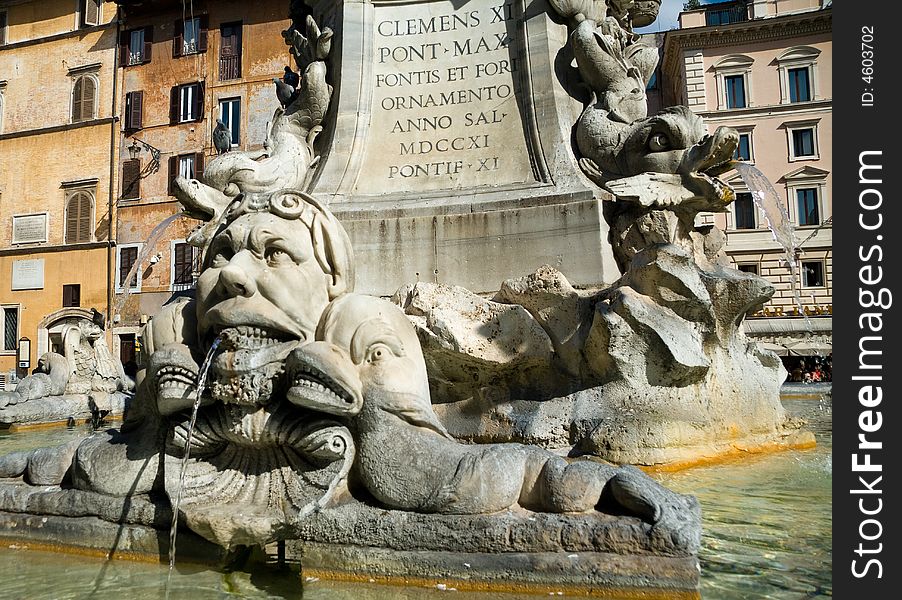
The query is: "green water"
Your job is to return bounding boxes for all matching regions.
[0,396,831,599]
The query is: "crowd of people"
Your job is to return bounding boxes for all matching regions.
[785,354,832,383]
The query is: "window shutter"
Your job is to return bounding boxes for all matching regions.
[72,77,84,122]
[168,156,178,194]
[195,152,205,179]
[66,197,79,244]
[198,16,209,53]
[122,159,141,199]
[173,19,184,58]
[83,0,100,27]
[77,193,92,243]
[192,82,205,121]
[81,77,96,121]
[169,86,179,124]
[66,193,92,244]
[119,30,130,66]
[143,26,153,63]
[126,90,143,129]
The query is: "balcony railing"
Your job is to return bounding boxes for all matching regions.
[219,54,241,81]
[705,5,749,26]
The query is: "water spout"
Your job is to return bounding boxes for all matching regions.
[113,212,187,318]
[732,163,810,328]
[165,337,221,596]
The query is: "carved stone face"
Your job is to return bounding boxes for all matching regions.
[629,0,662,28]
[196,212,333,347]
[195,212,335,405]
[619,106,708,176]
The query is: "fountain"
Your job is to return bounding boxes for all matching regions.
[0,310,134,428]
[0,1,817,596]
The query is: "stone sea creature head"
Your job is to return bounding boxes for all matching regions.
[194,191,354,405]
[286,294,444,436]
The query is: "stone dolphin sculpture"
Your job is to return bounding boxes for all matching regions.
[285,293,686,521]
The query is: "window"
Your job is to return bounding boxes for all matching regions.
[0,11,7,46]
[801,261,825,288]
[788,67,811,103]
[71,75,97,122]
[777,46,820,104]
[792,128,816,159]
[713,55,753,111]
[117,245,141,291]
[734,132,752,161]
[121,159,141,200]
[120,27,153,66]
[733,192,756,229]
[62,284,81,308]
[781,165,830,228]
[172,242,197,289]
[737,264,759,275]
[65,191,94,244]
[174,17,208,57]
[179,154,196,179]
[124,90,143,130]
[168,152,205,193]
[80,0,101,27]
[219,22,243,80]
[0,84,5,133]
[1,306,18,353]
[170,82,205,123]
[219,97,241,147]
[796,188,819,226]
[724,75,746,109]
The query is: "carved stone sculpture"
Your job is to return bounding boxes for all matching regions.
[0,314,133,412]
[0,4,807,591]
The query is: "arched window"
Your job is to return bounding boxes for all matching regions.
[71,75,97,122]
[65,191,94,244]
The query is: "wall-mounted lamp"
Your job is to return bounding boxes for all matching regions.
[127,138,162,177]
[148,252,163,265]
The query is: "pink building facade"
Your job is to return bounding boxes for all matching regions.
[662,0,832,360]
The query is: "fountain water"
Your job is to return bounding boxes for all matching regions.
[113,212,187,318]
[165,337,222,597]
[733,163,810,327]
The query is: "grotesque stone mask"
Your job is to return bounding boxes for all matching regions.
[195,190,354,406]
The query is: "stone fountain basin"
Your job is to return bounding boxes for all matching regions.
[0,393,130,429]
[0,480,700,595]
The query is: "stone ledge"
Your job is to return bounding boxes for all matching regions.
[0,484,700,594]
[296,542,701,596]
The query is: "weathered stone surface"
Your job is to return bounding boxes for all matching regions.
[393,282,562,402]
[493,265,601,377]
[0,393,129,426]
[588,287,709,387]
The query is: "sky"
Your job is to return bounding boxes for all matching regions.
[635,0,731,33]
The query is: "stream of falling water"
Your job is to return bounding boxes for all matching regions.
[114,212,187,318]
[733,163,811,328]
[165,337,221,599]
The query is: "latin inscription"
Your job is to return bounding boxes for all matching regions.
[356,0,536,194]
[11,259,45,291]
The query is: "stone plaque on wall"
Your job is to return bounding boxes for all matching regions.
[11,214,48,244]
[11,259,45,290]
[354,0,537,194]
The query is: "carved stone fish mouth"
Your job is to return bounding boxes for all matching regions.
[286,343,363,417]
[680,126,739,179]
